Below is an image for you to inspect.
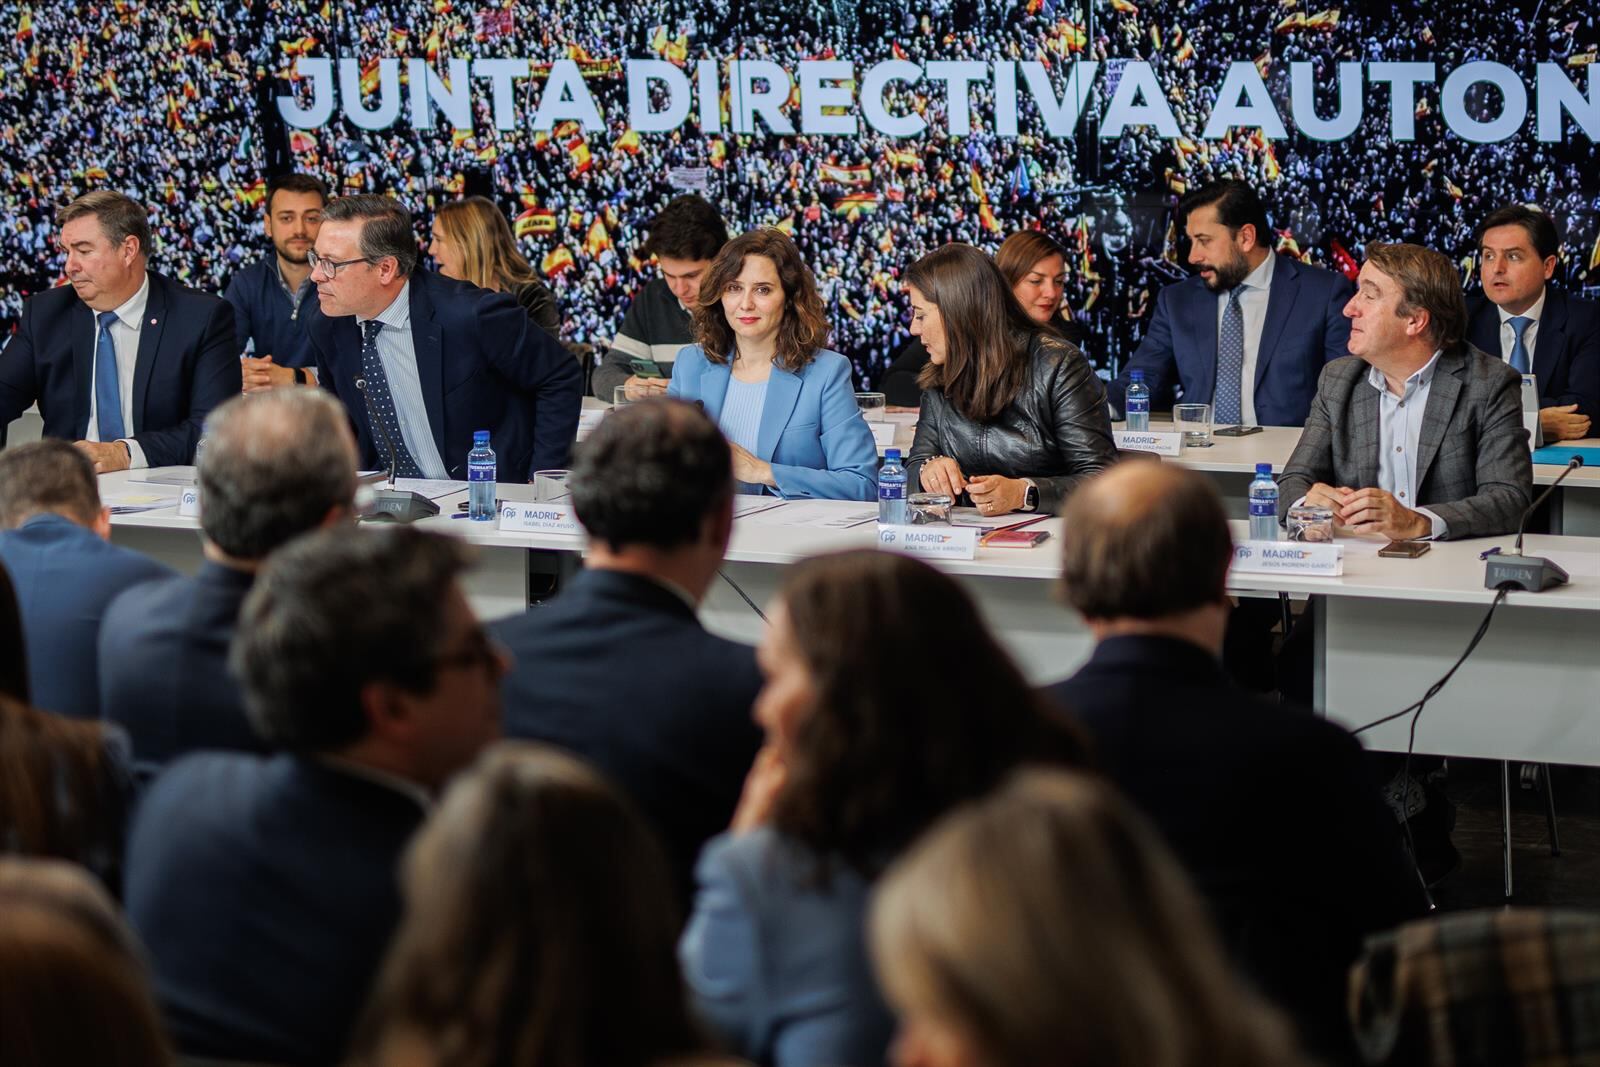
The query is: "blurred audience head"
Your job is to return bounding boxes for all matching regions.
[758,550,1083,875]
[1059,463,1233,648]
[0,857,171,1067]
[905,243,1039,421]
[351,743,705,1067]
[0,439,107,536]
[198,388,358,564]
[232,527,503,788]
[994,230,1069,328]
[694,227,829,373]
[870,770,1305,1067]
[430,195,539,293]
[642,194,728,306]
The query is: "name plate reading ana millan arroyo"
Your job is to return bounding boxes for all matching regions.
[877,524,978,560]
[497,502,583,535]
[1113,429,1184,456]
[177,487,201,518]
[1231,540,1344,576]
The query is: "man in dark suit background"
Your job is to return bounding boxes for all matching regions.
[1467,203,1599,442]
[1046,461,1427,1062]
[492,398,763,907]
[100,388,358,775]
[1109,179,1354,427]
[1279,242,1533,541]
[304,194,582,480]
[0,440,171,719]
[0,190,240,469]
[125,526,504,1066]
[225,172,328,392]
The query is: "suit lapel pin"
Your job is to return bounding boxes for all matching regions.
[150,318,158,325]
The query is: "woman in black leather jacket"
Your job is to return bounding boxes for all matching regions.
[904,243,1117,515]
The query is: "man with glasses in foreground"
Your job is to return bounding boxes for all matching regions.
[304,194,582,481]
[124,524,506,1065]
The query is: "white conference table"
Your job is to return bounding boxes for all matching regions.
[102,473,1600,768]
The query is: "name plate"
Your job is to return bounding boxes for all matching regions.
[177,487,201,518]
[877,523,978,560]
[497,502,583,535]
[1113,429,1184,456]
[1231,540,1344,576]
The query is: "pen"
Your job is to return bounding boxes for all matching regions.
[1479,546,1502,560]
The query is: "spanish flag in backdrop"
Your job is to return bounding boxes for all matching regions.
[542,246,576,277]
[514,209,557,237]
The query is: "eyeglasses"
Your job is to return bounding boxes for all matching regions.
[306,250,374,278]
[431,625,505,675]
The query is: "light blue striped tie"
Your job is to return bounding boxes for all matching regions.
[94,310,126,441]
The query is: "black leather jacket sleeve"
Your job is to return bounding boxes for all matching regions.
[906,334,1117,511]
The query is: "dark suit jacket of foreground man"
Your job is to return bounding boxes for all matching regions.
[1278,343,1532,539]
[1048,635,1428,1062]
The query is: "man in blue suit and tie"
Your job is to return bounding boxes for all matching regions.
[1109,179,1355,428]
[0,439,171,719]
[0,190,241,469]
[303,195,582,480]
[1467,204,1599,442]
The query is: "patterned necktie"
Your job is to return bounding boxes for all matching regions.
[359,320,422,478]
[1508,315,1532,374]
[94,310,126,442]
[1215,287,1245,425]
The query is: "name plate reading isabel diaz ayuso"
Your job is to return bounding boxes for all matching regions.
[497,502,583,535]
[877,523,979,560]
[1230,540,1344,577]
[1112,429,1184,456]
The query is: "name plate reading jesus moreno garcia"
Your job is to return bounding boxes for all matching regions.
[1231,540,1344,577]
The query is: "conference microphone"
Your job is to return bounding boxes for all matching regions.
[1484,455,1584,592]
[353,377,439,524]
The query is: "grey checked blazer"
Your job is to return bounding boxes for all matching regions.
[1278,344,1532,540]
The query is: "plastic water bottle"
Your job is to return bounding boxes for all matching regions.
[467,430,496,521]
[878,448,907,526]
[1125,369,1150,431]
[1249,462,1279,542]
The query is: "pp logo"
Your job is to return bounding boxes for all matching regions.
[1235,545,1253,560]
[501,505,518,522]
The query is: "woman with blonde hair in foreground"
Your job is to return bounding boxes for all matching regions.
[870,770,1312,1067]
[349,742,738,1067]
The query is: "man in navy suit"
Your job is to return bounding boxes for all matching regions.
[1045,461,1426,1061]
[124,526,504,1066]
[303,194,582,480]
[1109,179,1354,427]
[100,388,359,776]
[493,398,763,908]
[0,440,171,719]
[0,190,240,469]
[1467,204,1599,442]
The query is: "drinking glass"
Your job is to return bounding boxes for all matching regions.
[855,392,887,422]
[1174,403,1213,447]
[533,470,571,501]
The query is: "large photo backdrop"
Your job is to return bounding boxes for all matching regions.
[3,0,1599,382]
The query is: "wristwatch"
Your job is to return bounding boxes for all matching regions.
[292,367,308,385]
[1022,482,1039,512]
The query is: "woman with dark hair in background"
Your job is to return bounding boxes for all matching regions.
[669,228,878,501]
[350,743,734,1067]
[428,196,562,338]
[870,771,1311,1067]
[905,242,1117,516]
[878,230,1091,406]
[0,858,172,1067]
[679,550,1085,1067]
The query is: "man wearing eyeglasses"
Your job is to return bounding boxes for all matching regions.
[304,194,582,481]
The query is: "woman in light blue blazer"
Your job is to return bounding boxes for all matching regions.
[679,551,1087,1067]
[667,228,878,501]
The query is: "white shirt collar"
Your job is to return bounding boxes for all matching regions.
[1496,286,1547,325]
[105,273,150,328]
[1367,348,1443,398]
[1238,250,1276,293]
[361,279,412,330]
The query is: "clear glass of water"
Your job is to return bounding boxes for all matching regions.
[855,391,887,421]
[533,470,571,501]
[1174,403,1213,448]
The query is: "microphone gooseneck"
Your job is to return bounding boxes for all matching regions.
[1512,455,1583,555]
[354,377,400,489]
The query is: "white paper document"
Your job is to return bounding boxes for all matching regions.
[732,495,787,519]
[747,502,879,529]
[391,478,469,500]
[103,491,180,515]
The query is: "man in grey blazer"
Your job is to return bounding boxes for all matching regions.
[1279,242,1532,541]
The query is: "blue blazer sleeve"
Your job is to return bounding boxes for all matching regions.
[469,287,583,475]
[680,833,767,1059]
[1110,283,1179,417]
[769,353,879,502]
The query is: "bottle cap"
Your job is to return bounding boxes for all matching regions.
[1255,462,1272,475]
[884,448,901,461]
[474,430,490,445]
[1130,369,1144,382]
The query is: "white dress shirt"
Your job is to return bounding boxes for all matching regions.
[1370,351,1447,539]
[357,281,449,480]
[1214,251,1276,427]
[1495,286,1546,366]
[86,274,150,469]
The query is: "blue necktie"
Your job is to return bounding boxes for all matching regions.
[359,320,422,478]
[1215,287,1245,425]
[1508,315,1532,374]
[94,310,126,442]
